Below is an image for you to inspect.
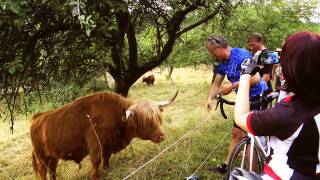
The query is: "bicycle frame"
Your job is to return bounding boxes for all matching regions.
[238,133,270,172]
[215,92,278,176]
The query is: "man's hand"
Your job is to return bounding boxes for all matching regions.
[206,99,213,112]
[241,58,258,75]
[219,83,233,95]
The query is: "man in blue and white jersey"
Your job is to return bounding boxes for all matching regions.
[205,34,268,174]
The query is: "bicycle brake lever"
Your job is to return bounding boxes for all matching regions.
[215,101,219,110]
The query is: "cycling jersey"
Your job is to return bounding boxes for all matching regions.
[247,96,320,179]
[216,48,268,98]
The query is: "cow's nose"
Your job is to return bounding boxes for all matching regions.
[157,133,165,142]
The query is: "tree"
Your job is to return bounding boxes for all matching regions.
[166,0,320,68]
[0,0,238,129]
[2,0,319,130]
[87,0,240,96]
[214,0,320,49]
[1,0,239,97]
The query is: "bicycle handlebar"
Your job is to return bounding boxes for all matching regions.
[214,92,279,119]
[214,93,235,119]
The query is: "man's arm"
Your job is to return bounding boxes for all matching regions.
[234,56,261,131]
[228,72,261,90]
[206,73,224,111]
[261,64,273,82]
[249,72,261,86]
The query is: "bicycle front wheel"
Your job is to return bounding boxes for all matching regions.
[225,136,265,179]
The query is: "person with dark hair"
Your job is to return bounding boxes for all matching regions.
[273,48,282,92]
[234,31,320,179]
[247,33,274,94]
[273,47,292,102]
[205,34,268,174]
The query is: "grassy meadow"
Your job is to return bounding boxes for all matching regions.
[0,66,236,180]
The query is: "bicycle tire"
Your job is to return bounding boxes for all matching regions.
[225,136,265,179]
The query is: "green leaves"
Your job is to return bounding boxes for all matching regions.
[194,0,209,7]
[210,0,320,50]
[0,0,30,16]
[1,1,21,14]
[0,0,29,28]
[4,59,24,75]
[78,14,96,36]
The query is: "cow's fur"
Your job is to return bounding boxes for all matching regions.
[142,74,155,85]
[30,92,165,180]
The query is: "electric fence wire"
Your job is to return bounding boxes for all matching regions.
[122,111,231,180]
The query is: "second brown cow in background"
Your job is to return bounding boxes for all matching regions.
[142,74,155,86]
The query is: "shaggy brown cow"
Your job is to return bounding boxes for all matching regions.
[142,74,155,85]
[30,91,178,180]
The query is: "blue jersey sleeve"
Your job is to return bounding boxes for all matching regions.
[216,63,227,76]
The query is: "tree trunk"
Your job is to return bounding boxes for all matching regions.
[113,73,138,97]
[115,83,129,97]
[167,65,174,84]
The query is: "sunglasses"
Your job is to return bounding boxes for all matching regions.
[208,36,221,47]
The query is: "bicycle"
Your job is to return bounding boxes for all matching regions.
[214,92,279,179]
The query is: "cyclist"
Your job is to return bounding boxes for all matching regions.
[205,34,268,174]
[234,31,320,179]
[247,33,273,96]
[274,48,282,94]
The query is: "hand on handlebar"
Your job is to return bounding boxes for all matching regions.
[213,93,235,119]
[206,93,235,116]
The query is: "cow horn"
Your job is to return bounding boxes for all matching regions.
[123,110,132,121]
[157,90,179,108]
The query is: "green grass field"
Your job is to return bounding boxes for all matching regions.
[0,66,236,180]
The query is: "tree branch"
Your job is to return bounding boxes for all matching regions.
[177,3,224,36]
[127,17,138,68]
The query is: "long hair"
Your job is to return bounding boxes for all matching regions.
[127,100,162,136]
[281,31,320,103]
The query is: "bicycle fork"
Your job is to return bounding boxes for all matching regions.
[248,134,270,171]
[238,135,253,171]
[240,134,264,172]
[249,134,255,172]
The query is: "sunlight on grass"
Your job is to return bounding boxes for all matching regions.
[0,66,236,179]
